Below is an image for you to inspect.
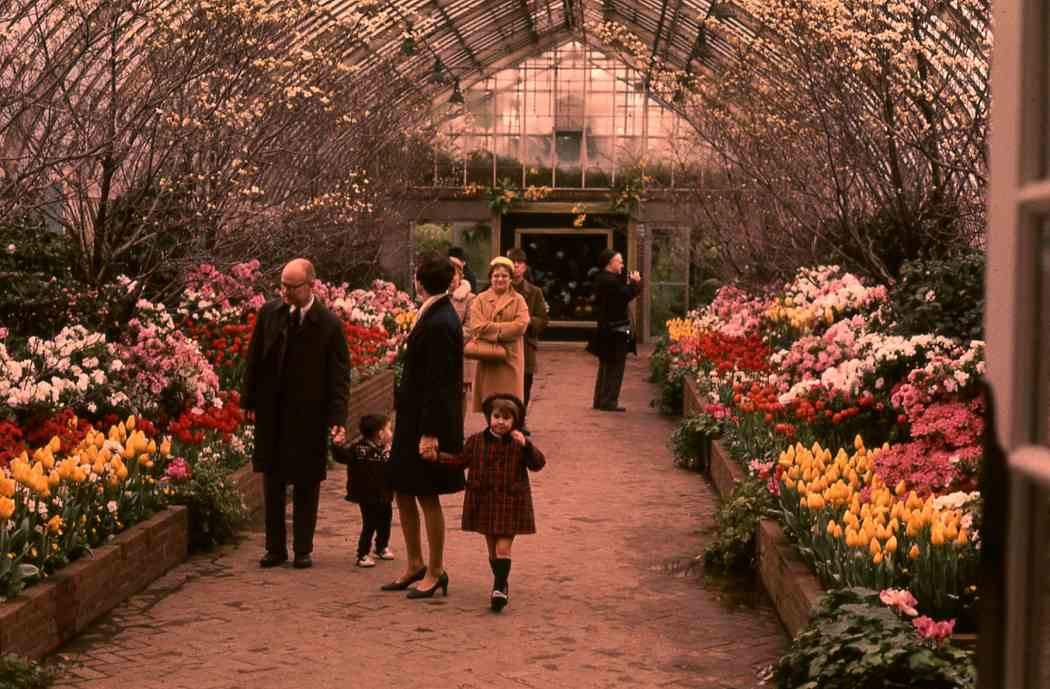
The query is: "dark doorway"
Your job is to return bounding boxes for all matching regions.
[502,212,629,341]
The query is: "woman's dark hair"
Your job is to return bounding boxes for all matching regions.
[448,246,467,261]
[359,413,389,439]
[481,394,526,430]
[416,251,455,295]
[597,248,619,270]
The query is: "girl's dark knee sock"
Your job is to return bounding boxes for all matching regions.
[493,558,511,591]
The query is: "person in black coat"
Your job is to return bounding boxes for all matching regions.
[587,249,642,412]
[241,258,351,569]
[382,252,465,599]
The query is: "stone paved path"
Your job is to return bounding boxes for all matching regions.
[52,347,785,689]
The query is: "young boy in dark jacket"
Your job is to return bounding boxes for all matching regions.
[335,414,395,567]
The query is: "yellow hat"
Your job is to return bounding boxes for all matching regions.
[489,256,514,271]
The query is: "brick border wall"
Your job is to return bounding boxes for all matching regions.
[0,506,189,659]
[346,370,396,444]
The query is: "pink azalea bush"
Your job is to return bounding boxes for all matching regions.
[112,299,221,416]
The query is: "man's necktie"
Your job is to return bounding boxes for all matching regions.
[289,307,300,335]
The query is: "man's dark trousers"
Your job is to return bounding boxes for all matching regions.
[593,352,627,409]
[263,474,321,557]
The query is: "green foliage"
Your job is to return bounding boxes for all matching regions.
[169,460,248,552]
[891,249,985,342]
[0,654,57,689]
[486,178,517,215]
[703,476,773,572]
[0,222,83,339]
[670,413,721,471]
[414,223,453,256]
[775,588,976,689]
[648,339,671,384]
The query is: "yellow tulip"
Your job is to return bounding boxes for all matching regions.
[126,415,136,430]
[0,477,15,498]
[956,529,969,546]
[909,544,921,560]
[854,435,864,451]
[826,520,838,535]
[931,526,945,545]
[873,551,884,565]
[945,523,959,541]
[832,524,843,539]
[807,493,825,510]
[159,437,172,457]
[46,515,63,534]
[0,496,15,520]
[869,538,881,556]
[885,536,898,553]
[48,436,61,454]
[895,480,907,497]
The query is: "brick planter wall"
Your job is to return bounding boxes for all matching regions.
[346,369,396,443]
[683,375,703,417]
[0,506,189,659]
[708,439,820,637]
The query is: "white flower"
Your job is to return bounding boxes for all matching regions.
[5,244,15,254]
[107,500,118,514]
[924,290,936,302]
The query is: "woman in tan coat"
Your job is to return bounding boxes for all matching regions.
[466,257,530,413]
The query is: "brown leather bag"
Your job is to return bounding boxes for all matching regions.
[464,338,508,362]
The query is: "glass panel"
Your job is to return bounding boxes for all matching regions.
[437,40,695,187]
[651,284,687,337]
[651,227,689,283]
[453,222,493,292]
[466,148,493,186]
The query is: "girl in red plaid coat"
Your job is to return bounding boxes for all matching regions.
[421,393,545,612]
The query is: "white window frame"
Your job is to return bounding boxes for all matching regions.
[988,0,1050,686]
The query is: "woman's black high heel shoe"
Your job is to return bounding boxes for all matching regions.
[406,571,449,599]
[380,567,426,591]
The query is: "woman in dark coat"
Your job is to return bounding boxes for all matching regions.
[588,249,642,412]
[383,252,465,598]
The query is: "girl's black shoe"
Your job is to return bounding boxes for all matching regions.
[380,566,426,591]
[490,585,509,612]
[406,571,449,599]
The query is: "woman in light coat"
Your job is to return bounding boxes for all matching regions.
[466,257,530,413]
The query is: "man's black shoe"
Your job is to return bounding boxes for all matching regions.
[293,554,313,569]
[259,552,288,568]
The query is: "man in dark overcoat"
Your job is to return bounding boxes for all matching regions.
[507,247,549,417]
[242,258,351,569]
[587,249,642,412]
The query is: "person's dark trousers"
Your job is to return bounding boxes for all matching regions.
[263,474,321,557]
[593,352,627,409]
[524,373,535,410]
[357,502,393,558]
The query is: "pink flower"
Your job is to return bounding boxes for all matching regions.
[164,457,192,481]
[879,588,918,617]
[913,616,955,644]
[748,459,774,479]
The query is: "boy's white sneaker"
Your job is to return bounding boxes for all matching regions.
[356,555,376,568]
[374,547,395,560]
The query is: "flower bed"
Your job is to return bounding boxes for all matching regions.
[660,265,981,658]
[1,265,413,600]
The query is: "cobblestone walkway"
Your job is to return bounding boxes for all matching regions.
[53,348,785,689]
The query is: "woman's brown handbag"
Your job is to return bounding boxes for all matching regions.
[464,339,508,362]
